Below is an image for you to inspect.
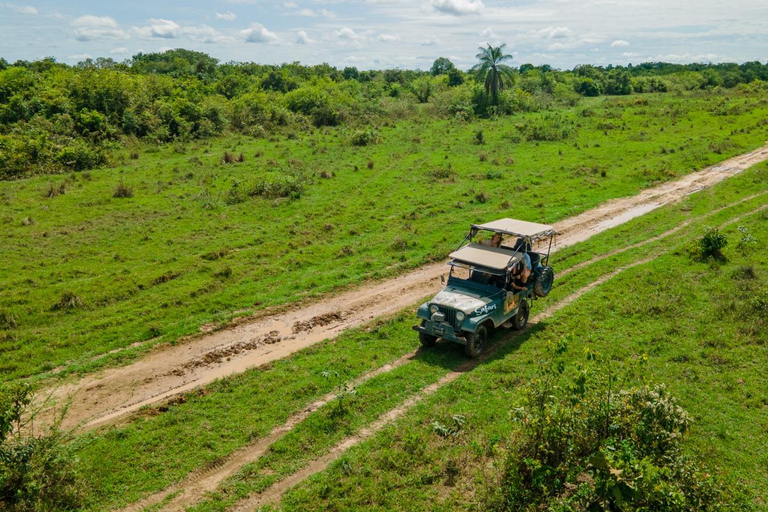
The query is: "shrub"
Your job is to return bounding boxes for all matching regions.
[0,383,84,510]
[113,180,133,198]
[494,344,727,511]
[249,174,304,199]
[350,129,378,146]
[697,228,728,260]
[55,140,106,172]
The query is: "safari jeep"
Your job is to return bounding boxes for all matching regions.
[413,218,556,358]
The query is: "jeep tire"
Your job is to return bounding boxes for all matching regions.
[534,266,554,297]
[419,320,437,348]
[464,324,487,358]
[512,300,529,330]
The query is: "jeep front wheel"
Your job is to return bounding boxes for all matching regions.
[419,320,437,348]
[512,300,529,330]
[464,324,487,358]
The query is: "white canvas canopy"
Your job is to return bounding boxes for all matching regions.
[472,218,556,241]
[449,243,523,270]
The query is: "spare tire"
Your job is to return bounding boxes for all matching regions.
[534,266,554,297]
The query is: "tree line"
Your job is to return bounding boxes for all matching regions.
[1,48,767,179]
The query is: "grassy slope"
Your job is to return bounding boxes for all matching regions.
[281,164,768,511]
[72,162,767,511]
[1,91,768,381]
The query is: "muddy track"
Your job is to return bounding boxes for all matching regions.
[118,200,768,512]
[45,144,768,432]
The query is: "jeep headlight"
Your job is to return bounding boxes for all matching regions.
[429,304,439,314]
[456,311,465,322]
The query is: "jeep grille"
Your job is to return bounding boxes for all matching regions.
[437,305,457,327]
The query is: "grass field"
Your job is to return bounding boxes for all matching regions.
[2,90,768,383]
[58,159,768,511]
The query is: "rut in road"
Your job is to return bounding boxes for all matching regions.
[45,143,768,432]
[115,200,768,512]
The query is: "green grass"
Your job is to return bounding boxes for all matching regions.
[64,162,766,511]
[280,167,768,510]
[2,91,768,381]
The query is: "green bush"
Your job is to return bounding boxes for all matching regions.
[55,140,105,172]
[494,343,729,511]
[350,129,378,146]
[0,383,84,511]
[697,228,728,260]
[249,174,304,199]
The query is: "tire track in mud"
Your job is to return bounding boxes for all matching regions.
[117,199,768,512]
[44,143,768,433]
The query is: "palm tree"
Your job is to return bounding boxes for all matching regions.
[471,43,515,102]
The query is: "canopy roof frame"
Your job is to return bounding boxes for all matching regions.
[471,218,556,242]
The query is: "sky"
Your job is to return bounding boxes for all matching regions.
[1,0,766,70]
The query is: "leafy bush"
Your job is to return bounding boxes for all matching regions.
[494,343,728,512]
[249,174,304,199]
[55,140,105,172]
[697,228,728,260]
[0,383,84,511]
[350,129,378,146]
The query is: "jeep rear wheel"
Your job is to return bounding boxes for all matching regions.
[534,266,554,297]
[464,325,487,358]
[512,300,529,330]
[419,320,437,348]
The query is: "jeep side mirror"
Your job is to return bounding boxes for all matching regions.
[440,274,446,285]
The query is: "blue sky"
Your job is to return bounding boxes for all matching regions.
[1,0,766,70]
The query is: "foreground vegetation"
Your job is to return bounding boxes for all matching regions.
[2,89,768,382]
[39,161,765,511]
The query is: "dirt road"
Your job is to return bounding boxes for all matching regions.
[47,144,768,431]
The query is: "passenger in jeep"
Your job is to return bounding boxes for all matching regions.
[509,262,530,291]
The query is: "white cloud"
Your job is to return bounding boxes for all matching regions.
[132,19,231,43]
[72,15,128,41]
[137,18,181,39]
[480,27,494,39]
[654,53,720,63]
[110,46,129,54]
[216,11,237,21]
[611,39,629,47]
[336,27,364,40]
[241,23,278,43]
[538,26,571,39]
[4,3,37,14]
[420,37,440,46]
[298,8,317,17]
[296,30,314,44]
[296,8,335,18]
[283,1,297,7]
[378,33,399,42]
[69,53,92,60]
[622,52,639,57]
[430,0,484,16]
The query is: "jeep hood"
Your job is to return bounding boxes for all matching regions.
[430,288,493,314]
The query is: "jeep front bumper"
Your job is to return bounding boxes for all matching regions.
[413,321,467,345]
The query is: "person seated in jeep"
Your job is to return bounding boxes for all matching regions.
[478,232,502,247]
[508,262,530,292]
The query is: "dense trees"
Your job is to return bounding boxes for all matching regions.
[1,48,767,179]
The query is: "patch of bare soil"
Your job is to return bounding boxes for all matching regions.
[41,144,768,433]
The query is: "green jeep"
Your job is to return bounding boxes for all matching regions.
[413,218,556,358]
